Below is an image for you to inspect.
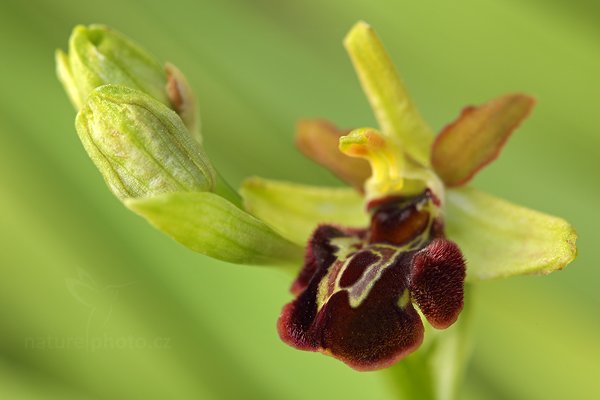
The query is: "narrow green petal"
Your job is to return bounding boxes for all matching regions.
[343,21,433,166]
[240,177,367,246]
[125,191,304,266]
[431,94,535,187]
[445,187,577,281]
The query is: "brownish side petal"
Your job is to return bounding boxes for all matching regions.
[409,239,466,329]
[290,225,362,295]
[281,225,358,349]
[294,119,371,190]
[431,94,535,187]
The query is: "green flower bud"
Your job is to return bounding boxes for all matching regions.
[76,84,216,200]
[56,24,168,109]
[74,84,292,264]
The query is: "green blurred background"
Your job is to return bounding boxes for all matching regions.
[1,0,598,399]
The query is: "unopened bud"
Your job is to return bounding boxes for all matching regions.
[76,84,216,200]
[56,24,168,109]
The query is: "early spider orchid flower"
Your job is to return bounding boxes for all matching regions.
[56,22,577,373]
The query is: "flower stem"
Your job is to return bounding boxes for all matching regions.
[214,171,243,209]
[384,285,474,400]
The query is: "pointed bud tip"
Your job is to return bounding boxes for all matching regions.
[61,24,168,110]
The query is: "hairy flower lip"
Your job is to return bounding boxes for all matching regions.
[277,288,425,372]
[409,239,465,329]
[278,188,466,371]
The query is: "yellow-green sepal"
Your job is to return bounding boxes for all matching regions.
[445,187,577,281]
[344,21,434,166]
[240,177,367,246]
[126,191,304,265]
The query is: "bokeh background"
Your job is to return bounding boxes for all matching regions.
[1,0,599,399]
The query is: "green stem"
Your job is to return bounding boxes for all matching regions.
[213,171,243,209]
[383,285,474,400]
[385,350,437,400]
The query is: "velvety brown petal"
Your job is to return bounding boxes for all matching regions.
[280,225,356,349]
[431,94,535,187]
[409,239,466,329]
[294,119,371,190]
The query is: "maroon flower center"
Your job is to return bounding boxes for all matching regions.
[277,189,466,370]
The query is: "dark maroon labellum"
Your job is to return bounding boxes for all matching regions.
[277,188,466,371]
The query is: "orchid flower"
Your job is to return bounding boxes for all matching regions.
[56,21,577,396]
[240,21,577,372]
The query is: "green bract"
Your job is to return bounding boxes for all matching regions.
[126,191,303,265]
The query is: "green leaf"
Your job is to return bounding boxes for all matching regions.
[240,177,367,246]
[343,21,434,166]
[445,187,577,281]
[431,94,535,187]
[125,191,304,265]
